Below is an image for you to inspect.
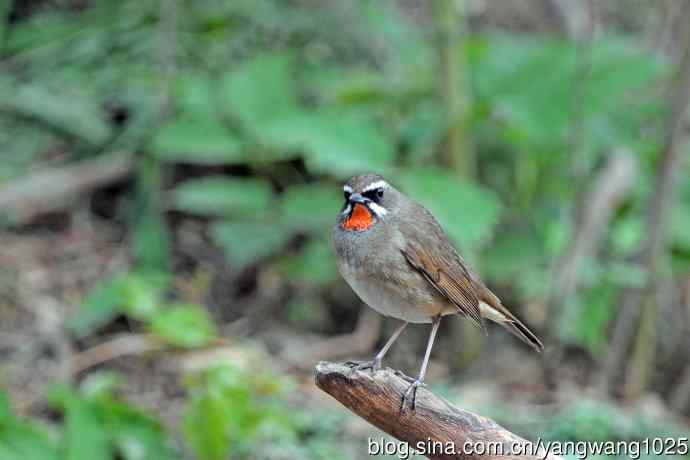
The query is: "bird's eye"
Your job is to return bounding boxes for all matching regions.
[376,188,384,199]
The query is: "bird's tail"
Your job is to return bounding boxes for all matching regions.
[479,301,544,353]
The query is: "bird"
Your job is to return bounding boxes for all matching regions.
[331,173,543,412]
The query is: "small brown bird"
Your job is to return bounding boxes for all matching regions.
[331,174,543,411]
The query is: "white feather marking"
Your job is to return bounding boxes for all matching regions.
[341,203,352,215]
[368,202,388,218]
[362,180,387,193]
[343,184,353,193]
[479,301,507,322]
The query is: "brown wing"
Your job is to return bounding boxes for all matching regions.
[398,204,485,330]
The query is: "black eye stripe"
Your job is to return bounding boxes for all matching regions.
[362,188,384,201]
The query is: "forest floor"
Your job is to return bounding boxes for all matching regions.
[1,220,687,458]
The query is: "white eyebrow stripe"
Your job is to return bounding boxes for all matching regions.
[343,184,353,193]
[363,180,387,193]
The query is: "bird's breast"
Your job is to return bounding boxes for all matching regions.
[335,245,454,324]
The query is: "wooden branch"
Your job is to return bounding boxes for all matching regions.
[623,21,690,398]
[546,150,637,383]
[315,362,562,460]
[70,333,163,375]
[550,0,594,41]
[0,152,133,224]
[551,150,637,307]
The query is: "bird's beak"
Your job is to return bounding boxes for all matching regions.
[348,193,367,204]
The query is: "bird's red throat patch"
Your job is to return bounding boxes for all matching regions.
[342,203,373,231]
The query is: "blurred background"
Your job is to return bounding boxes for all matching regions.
[1,0,689,459]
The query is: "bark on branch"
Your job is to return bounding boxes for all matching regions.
[315,362,562,460]
[0,152,133,224]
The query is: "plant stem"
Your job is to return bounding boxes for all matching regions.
[434,0,481,366]
[624,17,690,398]
[434,0,475,179]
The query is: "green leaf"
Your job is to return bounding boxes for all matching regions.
[151,116,244,165]
[150,304,217,348]
[671,181,690,251]
[221,54,395,173]
[112,417,181,460]
[67,276,125,338]
[0,1,10,52]
[398,168,502,252]
[399,101,445,163]
[172,177,273,217]
[605,262,647,288]
[471,33,665,165]
[611,216,645,255]
[118,271,169,321]
[0,121,55,185]
[132,157,171,271]
[173,73,217,119]
[211,221,290,270]
[80,372,123,400]
[0,423,61,460]
[182,367,249,460]
[578,292,613,355]
[280,183,341,233]
[546,399,633,441]
[238,109,394,175]
[299,111,395,177]
[284,295,329,330]
[150,73,244,164]
[279,238,338,286]
[49,380,183,460]
[483,230,544,282]
[64,397,110,460]
[182,365,290,460]
[67,271,169,337]
[320,70,392,106]
[0,393,10,426]
[183,388,233,460]
[0,78,111,146]
[357,0,432,75]
[89,387,182,460]
[223,53,298,129]
[131,205,171,271]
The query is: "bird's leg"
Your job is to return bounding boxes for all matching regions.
[346,322,408,374]
[400,315,441,413]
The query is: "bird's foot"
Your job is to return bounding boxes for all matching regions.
[399,378,425,414]
[344,358,381,376]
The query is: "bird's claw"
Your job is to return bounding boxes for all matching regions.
[344,359,381,376]
[399,378,425,414]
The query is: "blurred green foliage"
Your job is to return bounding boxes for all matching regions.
[542,399,690,459]
[1,373,180,460]
[182,367,348,460]
[1,366,347,460]
[2,0,690,458]
[68,270,216,348]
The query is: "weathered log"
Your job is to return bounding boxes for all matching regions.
[315,361,562,460]
[0,152,132,223]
